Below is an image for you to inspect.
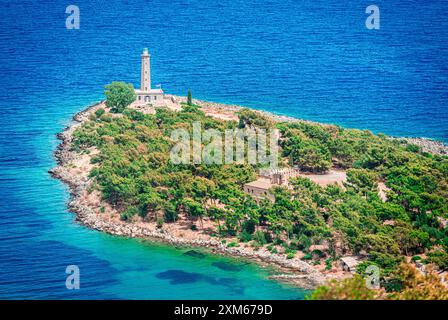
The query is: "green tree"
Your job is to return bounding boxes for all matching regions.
[139,189,162,220]
[104,82,136,113]
[187,89,192,106]
[345,168,378,195]
[208,206,226,233]
[183,199,206,228]
[426,250,448,271]
[237,108,275,129]
[95,108,105,118]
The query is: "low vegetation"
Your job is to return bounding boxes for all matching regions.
[104,81,136,113]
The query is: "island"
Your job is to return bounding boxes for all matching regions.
[50,49,448,299]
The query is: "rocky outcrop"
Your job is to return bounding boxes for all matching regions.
[397,137,448,156]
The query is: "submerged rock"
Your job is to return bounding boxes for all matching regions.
[211,261,247,272]
[156,270,202,284]
[183,250,206,259]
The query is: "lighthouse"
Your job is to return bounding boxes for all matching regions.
[135,48,164,104]
[140,48,151,91]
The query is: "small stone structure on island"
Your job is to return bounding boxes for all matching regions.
[243,167,299,201]
[134,48,165,105]
[244,167,348,201]
[243,179,275,202]
[259,167,298,185]
[340,256,361,273]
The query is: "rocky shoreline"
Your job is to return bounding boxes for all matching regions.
[49,97,448,291]
[392,137,448,156]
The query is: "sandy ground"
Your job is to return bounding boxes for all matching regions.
[297,170,347,187]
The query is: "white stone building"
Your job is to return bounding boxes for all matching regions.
[135,48,164,104]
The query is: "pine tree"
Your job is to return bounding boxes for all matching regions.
[187,89,192,106]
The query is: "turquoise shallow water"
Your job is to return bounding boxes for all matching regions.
[0,0,447,299]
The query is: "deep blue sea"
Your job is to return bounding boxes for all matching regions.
[0,0,447,299]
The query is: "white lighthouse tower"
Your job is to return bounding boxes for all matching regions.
[140,48,151,91]
[135,48,164,104]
